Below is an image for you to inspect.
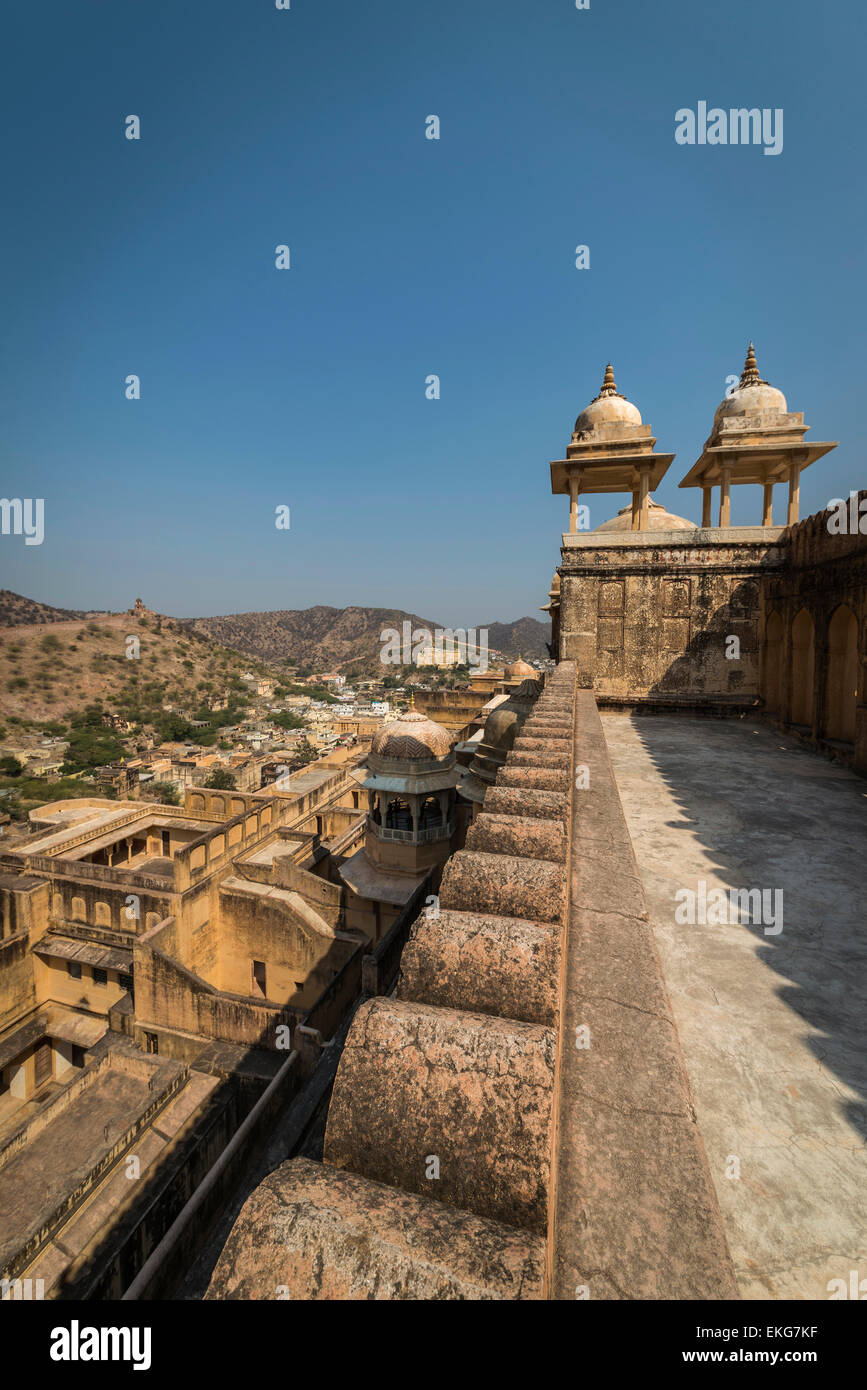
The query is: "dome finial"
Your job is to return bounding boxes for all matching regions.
[739,341,766,388]
[600,362,618,396]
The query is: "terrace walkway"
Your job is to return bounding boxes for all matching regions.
[602,713,867,1299]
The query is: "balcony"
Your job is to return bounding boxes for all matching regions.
[369,819,454,845]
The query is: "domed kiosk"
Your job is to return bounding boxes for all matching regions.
[550,364,676,533]
[679,343,837,527]
[338,708,461,938]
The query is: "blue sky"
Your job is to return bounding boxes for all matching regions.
[1,0,864,626]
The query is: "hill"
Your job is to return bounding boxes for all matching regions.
[185,607,551,669]
[0,604,262,726]
[0,590,92,627]
[480,617,551,661]
[0,592,552,724]
[184,606,443,672]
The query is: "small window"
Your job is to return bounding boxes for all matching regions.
[144,1031,158,1055]
[67,960,82,980]
[93,968,108,987]
[34,1041,52,1086]
[118,973,133,993]
[252,960,267,998]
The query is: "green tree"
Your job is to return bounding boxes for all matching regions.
[149,781,181,806]
[62,723,125,773]
[272,710,307,730]
[204,767,236,790]
[0,755,23,777]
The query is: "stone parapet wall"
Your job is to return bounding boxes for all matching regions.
[549,691,737,1299]
[205,664,576,1299]
[204,665,737,1300]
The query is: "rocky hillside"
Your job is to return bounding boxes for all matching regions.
[0,590,92,627]
[186,606,551,669]
[482,617,551,661]
[0,606,260,725]
[185,606,443,671]
[0,592,552,721]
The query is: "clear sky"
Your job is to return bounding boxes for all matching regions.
[1,0,864,626]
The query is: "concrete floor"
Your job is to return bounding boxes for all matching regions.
[0,1067,152,1275]
[602,713,867,1301]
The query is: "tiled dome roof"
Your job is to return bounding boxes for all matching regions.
[370,711,453,760]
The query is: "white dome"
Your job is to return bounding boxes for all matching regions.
[573,364,642,436]
[715,343,787,424]
[593,499,696,533]
[715,381,788,423]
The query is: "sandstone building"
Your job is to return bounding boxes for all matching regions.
[0,735,461,1296]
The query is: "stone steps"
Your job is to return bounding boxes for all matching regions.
[397,908,558,1026]
[205,1157,545,1301]
[508,748,571,771]
[465,811,566,861]
[495,765,570,794]
[323,997,555,1233]
[439,848,565,923]
[484,786,567,820]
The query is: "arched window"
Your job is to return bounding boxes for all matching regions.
[419,795,443,829]
[385,798,412,831]
[790,608,815,727]
[825,605,859,742]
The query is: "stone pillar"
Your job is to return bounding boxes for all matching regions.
[631,488,640,531]
[637,467,650,530]
[702,488,712,528]
[719,469,731,527]
[568,477,580,534]
[787,462,800,524]
[763,482,774,527]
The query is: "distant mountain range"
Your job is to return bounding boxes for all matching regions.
[0,592,551,671]
[186,606,551,670]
